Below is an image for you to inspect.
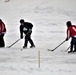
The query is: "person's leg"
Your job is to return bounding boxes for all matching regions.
[73,38,76,52]
[0,34,5,47]
[23,35,28,48]
[68,37,74,53]
[74,42,76,52]
[28,34,35,48]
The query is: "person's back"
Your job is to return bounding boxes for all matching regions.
[25,22,33,29]
[0,19,6,47]
[67,25,76,38]
[0,21,6,33]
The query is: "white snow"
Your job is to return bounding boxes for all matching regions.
[0,0,76,75]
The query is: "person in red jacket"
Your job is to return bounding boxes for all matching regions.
[0,19,6,47]
[65,21,76,53]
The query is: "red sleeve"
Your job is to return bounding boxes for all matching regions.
[1,22,6,34]
[66,28,70,40]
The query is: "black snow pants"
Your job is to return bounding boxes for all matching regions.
[24,33,34,47]
[0,34,5,47]
[70,37,76,51]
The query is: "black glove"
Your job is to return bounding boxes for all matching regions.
[20,35,23,39]
[65,38,68,41]
[0,34,4,37]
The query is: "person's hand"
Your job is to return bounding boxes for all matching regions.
[20,35,23,39]
[0,33,4,37]
[65,38,68,41]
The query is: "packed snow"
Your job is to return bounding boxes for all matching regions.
[0,0,76,75]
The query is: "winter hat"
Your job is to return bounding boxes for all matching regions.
[66,21,72,27]
[0,19,2,22]
[20,19,24,23]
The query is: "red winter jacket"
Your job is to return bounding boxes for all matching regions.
[66,25,76,40]
[0,21,6,34]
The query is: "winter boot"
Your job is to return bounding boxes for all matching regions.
[23,46,27,49]
[68,50,73,53]
[30,45,35,48]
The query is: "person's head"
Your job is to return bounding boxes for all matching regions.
[66,21,72,27]
[0,19,2,22]
[20,19,24,24]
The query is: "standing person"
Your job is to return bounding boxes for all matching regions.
[0,19,6,47]
[65,21,76,53]
[19,19,35,48]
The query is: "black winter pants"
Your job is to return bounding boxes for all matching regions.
[70,37,76,51]
[24,33,34,47]
[0,34,5,47]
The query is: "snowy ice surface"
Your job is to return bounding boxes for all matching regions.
[0,0,76,75]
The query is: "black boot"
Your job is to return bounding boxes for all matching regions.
[68,50,73,53]
[30,45,35,48]
[23,46,27,49]
[68,44,73,53]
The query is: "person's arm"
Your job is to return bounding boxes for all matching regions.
[66,29,70,41]
[0,22,6,36]
[20,25,23,39]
